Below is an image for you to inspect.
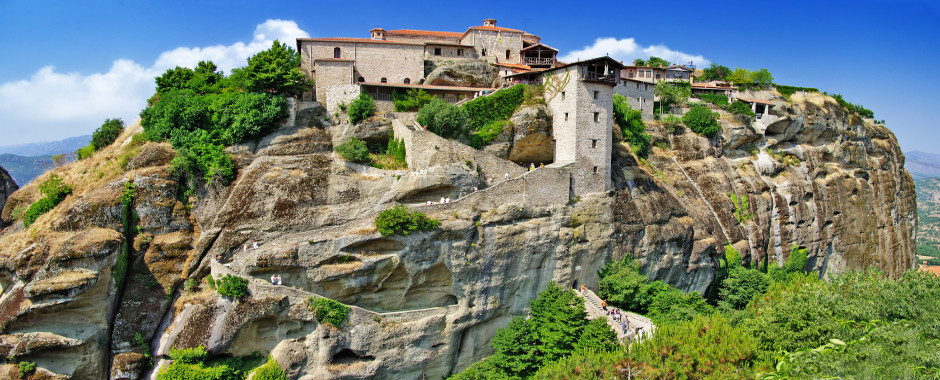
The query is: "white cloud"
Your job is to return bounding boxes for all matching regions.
[0,19,309,146]
[559,37,710,68]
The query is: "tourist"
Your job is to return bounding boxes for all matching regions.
[580,284,586,295]
[540,163,544,168]
[504,172,509,181]
[270,274,276,285]
[215,254,221,262]
[601,300,607,313]
[253,241,258,249]
[243,244,247,252]
[440,197,446,204]
[445,197,451,203]
[277,275,282,286]
[426,200,432,205]
[529,163,535,171]
[473,186,478,192]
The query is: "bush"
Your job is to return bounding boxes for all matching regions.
[348,93,376,125]
[307,297,350,327]
[157,361,235,380]
[682,105,721,137]
[470,120,509,148]
[250,357,288,380]
[695,93,729,105]
[76,144,96,159]
[387,132,406,164]
[236,40,312,96]
[462,84,525,131]
[17,361,36,378]
[23,174,72,227]
[375,204,440,236]
[612,94,649,158]
[334,137,371,164]
[417,99,469,139]
[719,267,770,310]
[726,100,756,123]
[92,118,125,150]
[169,346,208,364]
[393,88,435,111]
[775,84,820,99]
[216,274,249,299]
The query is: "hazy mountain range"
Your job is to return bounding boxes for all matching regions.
[0,135,90,186]
[906,151,940,179]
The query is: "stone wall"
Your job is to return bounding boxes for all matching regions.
[614,79,655,120]
[324,84,361,114]
[300,40,425,104]
[425,44,478,61]
[314,60,353,103]
[460,30,523,65]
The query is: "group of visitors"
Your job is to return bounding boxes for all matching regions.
[270,274,283,285]
[242,241,259,251]
[581,284,637,337]
[527,163,545,171]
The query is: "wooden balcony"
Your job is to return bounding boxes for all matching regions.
[523,57,555,66]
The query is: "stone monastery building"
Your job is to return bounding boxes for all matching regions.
[296,20,657,196]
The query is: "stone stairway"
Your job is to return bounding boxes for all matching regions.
[577,288,656,344]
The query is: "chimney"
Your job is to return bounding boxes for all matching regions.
[370,28,386,40]
[483,19,497,27]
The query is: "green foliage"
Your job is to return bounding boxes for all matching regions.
[719,267,770,310]
[216,274,249,299]
[768,148,801,167]
[169,346,209,364]
[682,105,721,137]
[334,137,371,164]
[768,246,809,282]
[92,118,125,150]
[141,89,288,184]
[751,68,774,87]
[647,286,714,324]
[727,100,757,123]
[392,88,435,111]
[700,63,732,81]
[307,297,350,328]
[522,84,545,106]
[597,259,657,315]
[418,99,469,139]
[250,357,287,380]
[17,361,36,378]
[774,84,820,99]
[347,93,376,124]
[731,193,753,223]
[830,93,875,119]
[155,61,224,95]
[385,132,407,166]
[661,114,683,133]
[450,282,615,380]
[157,361,236,380]
[23,174,72,227]
[612,94,649,158]
[135,332,153,367]
[695,93,729,105]
[470,120,509,148]
[645,56,670,67]
[374,204,440,236]
[654,82,690,110]
[462,84,525,131]
[237,40,312,96]
[76,144,96,160]
[725,244,743,269]
[632,58,646,66]
[725,67,774,87]
[206,274,216,289]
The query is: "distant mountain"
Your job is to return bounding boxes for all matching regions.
[0,154,53,186]
[906,151,940,179]
[0,135,91,157]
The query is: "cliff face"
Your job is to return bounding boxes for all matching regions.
[0,90,916,379]
[0,166,17,228]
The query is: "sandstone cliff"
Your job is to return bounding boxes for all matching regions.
[0,89,916,379]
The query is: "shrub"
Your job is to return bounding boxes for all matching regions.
[169,346,208,364]
[250,357,288,380]
[470,120,509,148]
[216,274,249,299]
[719,267,770,310]
[347,93,376,125]
[92,118,125,150]
[775,84,819,99]
[156,361,235,380]
[17,361,36,378]
[206,274,216,289]
[334,137,371,164]
[392,88,435,111]
[76,144,96,159]
[613,94,650,158]
[236,40,312,96]
[731,193,753,223]
[23,174,72,227]
[386,132,406,164]
[462,84,525,131]
[307,297,350,328]
[695,93,729,105]
[417,99,469,139]
[375,204,440,236]
[726,100,756,123]
[682,105,721,137]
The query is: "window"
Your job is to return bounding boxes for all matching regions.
[636,83,640,89]
[561,91,565,100]
[434,47,442,56]
[358,77,364,83]
[564,113,568,121]
[646,71,651,78]
[593,166,598,173]
[457,49,463,56]
[404,78,411,84]
[333,47,341,58]
[506,50,511,60]
[381,78,387,83]
[593,112,599,122]
[591,139,598,148]
[481,48,487,56]
[593,91,599,99]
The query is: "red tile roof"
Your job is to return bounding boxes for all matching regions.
[467,25,524,33]
[298,37,423,46]
[736,97,775,105]
[920,265,940,276]
[386,29,463,38]
[360,82,495,92]
[495,62,532,70]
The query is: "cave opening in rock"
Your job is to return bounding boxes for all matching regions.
[331,349,375,364]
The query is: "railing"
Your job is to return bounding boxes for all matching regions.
[583,71,618,82]
[523,57,555,66]
[370,93,392,101]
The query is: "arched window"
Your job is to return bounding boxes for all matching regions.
[481,48,487,56]
[358,77,364,83]
[403,78,411,84]
[380,77,388,83]
[333,47,341,58]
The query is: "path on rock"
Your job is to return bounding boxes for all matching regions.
[577,288,656,344]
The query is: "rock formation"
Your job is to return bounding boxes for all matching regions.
[0,89,916,379]
[424,60,498,88]
[0,166,17,228]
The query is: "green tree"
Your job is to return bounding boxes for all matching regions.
[726,67,754,85]
[632,58,646,66]
[752,68,774,87]
[374,204,440,236]
[92,118,125,150]
[701,63,732,81]
[612,94,649,158]
[646,56,670,67]
[334,137,371,164]
[347,93,376,125]
[654,82,690,114]
[597,259,657,314]
[240,40,312,95]
[682,105,721,137]
[573,318,619,352]
[719,267,770,310]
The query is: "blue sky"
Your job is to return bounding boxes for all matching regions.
[1,0,938,155]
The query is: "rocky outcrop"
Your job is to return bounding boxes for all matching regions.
[0,165,17,228]
[507,104,554,164]
[424,60,498,88]
[0,92,916,379]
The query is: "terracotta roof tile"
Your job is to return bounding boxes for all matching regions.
[360,82,495,92]
[467,25,524,33]
[495,63,532,70]
[298,37,423,46]
[386,29,463,38]
[736,97,775,105]
[920,266,940,276]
